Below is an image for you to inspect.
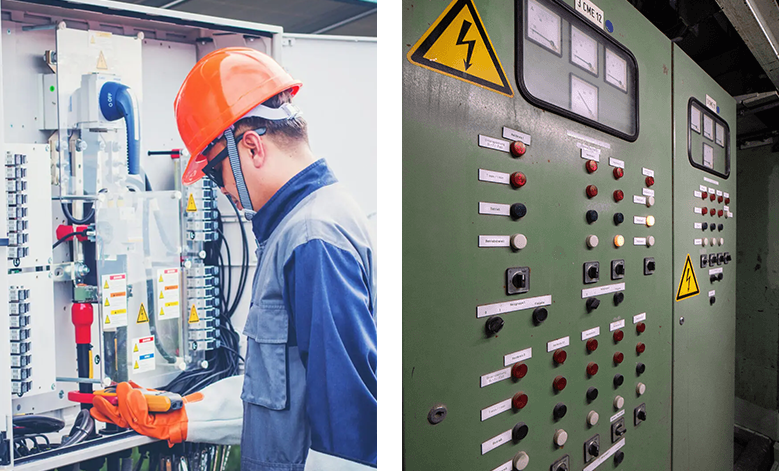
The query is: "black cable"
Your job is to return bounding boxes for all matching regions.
[61,201,95,225]
[53,230,89,249]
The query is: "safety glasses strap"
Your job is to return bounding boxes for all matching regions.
[224,128,256,220]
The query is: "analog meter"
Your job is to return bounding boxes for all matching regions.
[605,48,627,92]
[526,0,562,55]
[688,98,730,178]
[571,74,598,120]
[571,25,598,76]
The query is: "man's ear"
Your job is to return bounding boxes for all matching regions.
[242,130,266,169]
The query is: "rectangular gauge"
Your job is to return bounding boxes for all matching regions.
[526,0,562,56]
[690,105,701,133]
[570,74,598,121]
[715,123,725,147]
[570,25,598,76]
[702,143,713,169]
[703,114,713,140]
[604,48,627,92]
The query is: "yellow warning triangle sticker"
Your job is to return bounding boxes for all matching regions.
[159,291,165,299]
[133,343,139,353]
[105,315,111,325]
[96,51,108,70]
[186,194,198,212]
[676,254,701,301]
[134,361,139,370]
[407,0,513,97]
[104,280,110,289]
[136,303,149,323]
[160,307,165,317]
[104,297,110,307]
[159,275,164,282]
[189,305,200,324]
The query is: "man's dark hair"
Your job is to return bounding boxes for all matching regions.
[233,89,308,148]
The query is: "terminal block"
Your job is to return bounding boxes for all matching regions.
[5,152,28,268]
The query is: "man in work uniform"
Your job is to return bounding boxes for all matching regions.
[90,47,377,470]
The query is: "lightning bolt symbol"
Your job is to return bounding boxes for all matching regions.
[456,20,476,71]
[685,269,691,289]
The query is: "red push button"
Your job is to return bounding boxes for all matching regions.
[701,207,708,215]
[725,197,730,204]
[586,185,598,198]
[613,330,624,342]
[613,352,624,364]
[587,362,599,377]
[510,172,527,189]
[512,362,528,380]
[512,391,529,410]
[613,167,624,179]
[711,210,716,218]
[710,193,716,201]
[636,342,646,354]
[636,322,646,334]
[553,375,567,392]
[645,176,655,187]
[702,192,708,200]
[586,339,599,352]
[553,349,567,365]
[510,141,526,157]
[718,209,723,217]
[586,160,598,173]
[613,190,624,202]
[718,195,723,203]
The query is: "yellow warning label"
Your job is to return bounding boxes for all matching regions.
[186,194,198,212]
[188,305,200,324]
[136,303,149,323]
[104,280,110,289]
[160,291,165,299]
[105,297,110,307]
[159,275,164,282]
[407,0,513,97]
[134,361,139,370]
[676,254,701,301]
[105,315,111,325]
[96,51,108,70]
[160,307,165,317]
[133,343,139,353]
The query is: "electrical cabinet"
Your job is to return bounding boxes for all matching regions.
[403,1,735,470]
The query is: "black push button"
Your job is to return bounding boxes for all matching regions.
[510,203,527,220]
[532,307,548,325]
[614,213,624,225]
[636,363,646,375]
[614,374,624,387]
[586,210,599,224]
[586,387,599,402]
[553,402,567,420]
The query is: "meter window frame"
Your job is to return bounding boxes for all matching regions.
[687,97,730,179]
[515,0,640,142]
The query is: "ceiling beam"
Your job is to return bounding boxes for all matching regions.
[311,7,376,34]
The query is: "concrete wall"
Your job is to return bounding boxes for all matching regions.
[735,144,779,438]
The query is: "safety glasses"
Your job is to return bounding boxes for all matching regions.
[201,127,266,188]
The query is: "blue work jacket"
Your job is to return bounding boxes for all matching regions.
[240,159,377,470]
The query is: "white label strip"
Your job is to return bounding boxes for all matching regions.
[704,176,719,185]
[694,238,703,246]
[633,195,646,204]
[642,168,654,177]
[479,235,510,248]
[583,438,626,471]
[705,94,717,112]
[610,319,625,331]
[693,190,702,198]
[480,367,511,388]
[709,187,716,194]
[581,147,600,161]
[709,267,723,275]
[634,237,647,246]
[723,205,729,211]
[547,336,570,353]
[709,290,716,297]
[724,192,729,198]
[716,190,723,196]
[642,188,655,197]
[700,184,708,192]
[694,207,703,215]
[481,430,512,455]
[477,295,552,318]
[633,312,647,323]
[581,326,601,341]
[575,0,604,28]
[479,202,510,216]
[610,409,625,423]
[567,130,611,149]
[491,461,513,471]
[478,169,510,185]
[504,347,532,366]
[634,216,646,225]
[502,127,531,145]
[478,135,510,152]
[481,399,512,422]
[582,282,625,299]
[694,222,702,229]
[609,157,624,168]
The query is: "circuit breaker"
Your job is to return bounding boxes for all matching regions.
[404,0,733,470]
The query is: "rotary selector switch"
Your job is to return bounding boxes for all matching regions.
[485,316,504,336]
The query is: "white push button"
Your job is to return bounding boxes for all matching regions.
[586,235,599,248]
[510,234,528,250]
[703,238,709,247]
[646,236,655,247]
[614,395,625,409]
[554,429,568,446]
[719,238,724,246]
[513,451,530,470]
[646,196,655,207]
[710,238,716,247]
[587,410,599,426]
[636,382,646,396]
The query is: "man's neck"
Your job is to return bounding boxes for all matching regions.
[250,145,317,210]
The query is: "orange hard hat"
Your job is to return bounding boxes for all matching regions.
[175,47,302,185]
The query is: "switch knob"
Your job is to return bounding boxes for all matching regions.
[510,203,527,220]
[702,222,708,231]
[586,185,598,198]
[614,213,624,225]
[637,409,647,421]
[587,266,599,279]
[636,363,646,375]
[614,395,625,409]
[586,339,599,353]
[718,224,724,231]
[636,322,646,333]
[613,352,624,364]
[636,382,646,395]
[554,429,568,447]
[615,264,625,275]
[485,316,504,336]
[710,274,717,283]
[614,235,625,247]
[636,342,646,354]
[710,224,716,231]
[646,196,655,207]
[613,190,624,202]
[588,442,600,458]
[553,403,567,420]
[586,210,599,224]
[512,423,529,442]
[510,172,527,189]
[613,167,624,179]
[717,272,723,281]
[647,260,656,271]
[710,296,716,305]
[512,392,529,410]
[614,450,625,465]
[586,298,600,311]
[613,292,624,306]
[512,362,528,380]
[586,160,598,173]
[512,272,527,289]
[587,362,599,377]
[586,235,599,248]
[587,410,599,426]
[553,375,567,392]
[553,350,567,366]
[532,307,548,325]
[510,234,528,250]
[510,141,526,157]
[586,387,599,402]
[645,176,654,187]
[513,451,529,470]
[614,374,625,387]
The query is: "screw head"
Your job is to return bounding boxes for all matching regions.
[680,317,685,325]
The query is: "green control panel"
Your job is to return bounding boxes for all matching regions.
[403,1,735,470]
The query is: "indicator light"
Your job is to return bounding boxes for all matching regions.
[702,207,708,215]
[586,185,598,198]
[512,362,528,379]
[710,193,716,201]
[586,235,599,248]
[718,195,723,203]
[587,362,599,377]
[586,160,598,173]
[613,167,624,179]
[725,197,730,204]
[613,352,624,364]
[702,192,708,200]
[613,330,624,342]
[645,176,654,187]
[553,350,567,365]
[510,141,526,157]
[510,172,527,189]
[586,339,599,352]
[512,392,529,410]
[553,375,567,391]
[718,210,723,217]
[636,322,646,333]
[636,342,646,354]
[646,215,655,227]
[613,190,624,202]
[614,235,625,247]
